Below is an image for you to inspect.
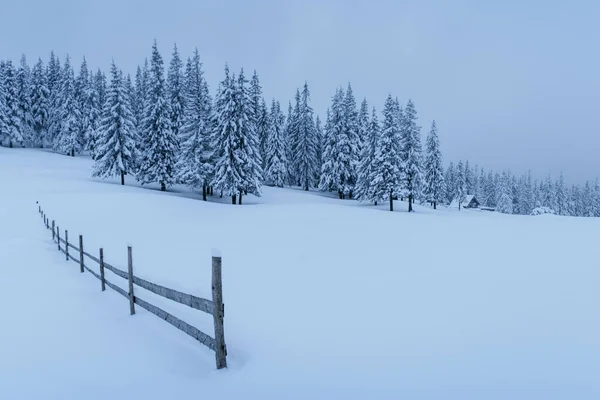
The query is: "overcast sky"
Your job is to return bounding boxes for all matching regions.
[2,0,599,183]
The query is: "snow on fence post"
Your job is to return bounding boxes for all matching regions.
[79,235,84,273]
[52,220,55,241]
[57,226,60,251]
[65,230,69,261]
[127,246,135,315]
[46,216,49,229]
[99,248,106,291]
[38,205,41,214]
[211,249,227,369]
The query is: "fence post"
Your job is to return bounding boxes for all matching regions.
[65,230,69,261]
[39,205,41,214]
[52,220,55,241]
[46,217,49,229]
[79,235,84,273]
[127,246,135,315]
[57,226,60,251]
[99,248,106,291]
[211,249,227,369]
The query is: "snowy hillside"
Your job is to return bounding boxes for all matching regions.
[1,148,600,399]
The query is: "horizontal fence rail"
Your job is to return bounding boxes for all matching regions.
[37,204,227,369]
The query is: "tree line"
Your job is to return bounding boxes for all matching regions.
[0,41,596,216]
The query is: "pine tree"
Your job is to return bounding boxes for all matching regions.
[264,99,287,187]
[46,51,62,145]
[30,58,49,147]
[284,101,295,185]
[356,107,380,203]
[423,120,445,209]
[16,55,34,145]
[320,88,348,197]
[357,98,369,157]
[3,60,23,147]
[236,69,262,201]
[287,89,301,185]
[292,82,318,191]
[177,48,213,200]
[249,71,268,169]
[314,115,324,184]
[93,62,136,185]
[456,160,466,209]
[445,162,456,204]
[0,62,8,145]
[402,99,423,212]
[343,83,360,197]
[167,43,184,142]
[369,95,403,211]
[496,172,513,214]
[555,172,567,215]
[138,41,177,191]
[75,58,91,153]
[57,56,81,156]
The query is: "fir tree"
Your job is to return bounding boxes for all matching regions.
[167,43,184,142]
[57,56,81,156]
[369,95,403,211]
[138,41,177,191]
[343,83,360,197]
[402,99,423,212]
[93,62,136,185]
[31,58,49,147]
[75,58,91,153]
[46,51,62,145]
[320,88,349,197]
[314,115,324,184]
[357,98,369,157]
[496,172,513,214]
[356,107,380,203]
[292,82,318,191]
[423,120,445,209]
[249,70,268,169]
[264,99,287,187]
[177,48,213,200]
[555,172,567,215]
[456,160,466,209]
[3,60,23,147]
[287,89,301,185]
[16,55,34,145]
[445,162,456,204]
[0,62,8,145]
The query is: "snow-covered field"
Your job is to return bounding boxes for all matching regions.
[1,147,599,399]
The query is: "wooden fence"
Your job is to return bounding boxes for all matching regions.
[37,205,227,369]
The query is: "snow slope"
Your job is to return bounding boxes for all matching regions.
[1,148,599,399]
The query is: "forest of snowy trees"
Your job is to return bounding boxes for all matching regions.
[1,42,599,216]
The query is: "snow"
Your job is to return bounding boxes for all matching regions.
[2,147,600,399]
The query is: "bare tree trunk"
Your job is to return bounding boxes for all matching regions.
[160,182,166,191]
[232,195,236,205]
[202,184,207,201]
[121,171,125,186]
[433,201,437,210]
[239,190,243,205]
[408,194,413,212]
[389,191,394,212]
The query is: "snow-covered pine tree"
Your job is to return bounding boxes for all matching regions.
[31,58,49,147]
[86,71,101,158]
[357,98,369,158]
[46,51,62,145]
[75,58,91,153]
[402,99,423,212]
[284,101,294,185]
[93,62,136,185]
[56,56,81,156]
[0,62,8,145]
[456,160,466,210]
[210,65,240,203]
[2,60,23,147]
[464,160,473,195]
[287,89,301,185]
[16,55,34,145]
[133,65,145,133]
[355,107,380,204]
[177,48,213,200]
[496,172,513,214]
[319,88,346,197]
[138,41,177,191]
[314,115,324,184]
[249,70,268,170]
[343,83,360,197]
[555,172,567,215]
[292,82,318,191]
[484,171,496,207]
[235,69,262,202]
[369,95,403,211]
[423,120,445,209]
[167,43,184,142]
[264,99,287,187]
[444,162,456,204]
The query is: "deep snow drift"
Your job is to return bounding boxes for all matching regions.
[1,148,599,400]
